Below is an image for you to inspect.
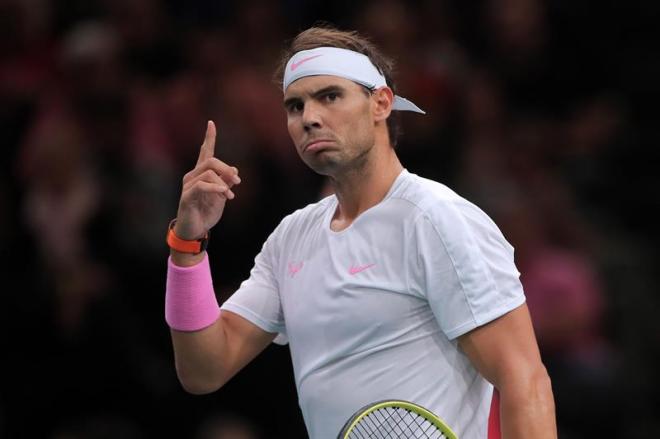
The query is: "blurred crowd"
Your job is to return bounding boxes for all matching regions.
[1,0,658,438]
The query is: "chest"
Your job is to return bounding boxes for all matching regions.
[276,217,427,353]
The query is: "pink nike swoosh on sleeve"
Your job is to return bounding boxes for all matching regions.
[290,54,323,71]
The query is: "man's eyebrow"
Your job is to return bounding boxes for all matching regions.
[283,85,346,108]
[310,85,345,98]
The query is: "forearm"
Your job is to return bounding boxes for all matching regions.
[166,251,275,394]
[499,367,556,439]
[171,319,229,394]
[167,251,226,393]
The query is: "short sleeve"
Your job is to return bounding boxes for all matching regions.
[221,230,288,343]
[409,201,525,340]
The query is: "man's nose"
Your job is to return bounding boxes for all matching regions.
[302,102,322,131]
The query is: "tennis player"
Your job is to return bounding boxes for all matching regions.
[165,26,556,438]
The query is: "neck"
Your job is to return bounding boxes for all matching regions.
[329,142,403,228]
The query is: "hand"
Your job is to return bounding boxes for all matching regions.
[174,121,241,241]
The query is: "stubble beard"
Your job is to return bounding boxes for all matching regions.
[305,139,373,180]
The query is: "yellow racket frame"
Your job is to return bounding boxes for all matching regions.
[340,399,459,439]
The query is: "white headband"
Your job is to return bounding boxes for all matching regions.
[283,47,425,114]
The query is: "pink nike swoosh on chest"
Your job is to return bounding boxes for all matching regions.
[348,263,376,275]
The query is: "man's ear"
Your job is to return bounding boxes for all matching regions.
[372,87,394,122]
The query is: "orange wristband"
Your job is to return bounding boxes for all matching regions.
[166,219,209,254]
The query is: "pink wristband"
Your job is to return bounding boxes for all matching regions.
[165,253,221,331]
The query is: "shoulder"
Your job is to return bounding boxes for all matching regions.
[392,171,487,224]
[268,194,335,240]
[393,171,466,210]
[394,171,507,246]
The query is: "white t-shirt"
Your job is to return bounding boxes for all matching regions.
[221,169,525,438]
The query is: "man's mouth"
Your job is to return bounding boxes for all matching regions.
[303,139,334,152]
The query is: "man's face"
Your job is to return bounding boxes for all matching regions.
[283,75,377,176]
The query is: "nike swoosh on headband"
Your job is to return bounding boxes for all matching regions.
[291,54,323,71]
[283,47,425,114]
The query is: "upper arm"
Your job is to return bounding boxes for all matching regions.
[458,303,546,388]
[458,299,557,438]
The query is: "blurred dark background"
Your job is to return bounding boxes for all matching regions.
[1,0,658,438]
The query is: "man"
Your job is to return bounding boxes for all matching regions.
[164,27,556,438]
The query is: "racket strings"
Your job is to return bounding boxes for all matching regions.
[348,407,447,438]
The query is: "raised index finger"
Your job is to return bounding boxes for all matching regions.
[197,120,217,165]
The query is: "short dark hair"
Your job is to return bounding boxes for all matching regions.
[275,25,402,148]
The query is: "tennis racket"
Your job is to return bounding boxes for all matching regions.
[338,399,458,439]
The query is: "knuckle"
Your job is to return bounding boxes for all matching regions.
[205,169,221,180]
[187,181,200,193]
[192,179,208,189]
[204,157,218,167]
[210,157,228,169]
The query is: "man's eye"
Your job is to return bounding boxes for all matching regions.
[289,102,304,113]
[325,93,338,102]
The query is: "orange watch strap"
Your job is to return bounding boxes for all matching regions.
[166,219,209,254]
